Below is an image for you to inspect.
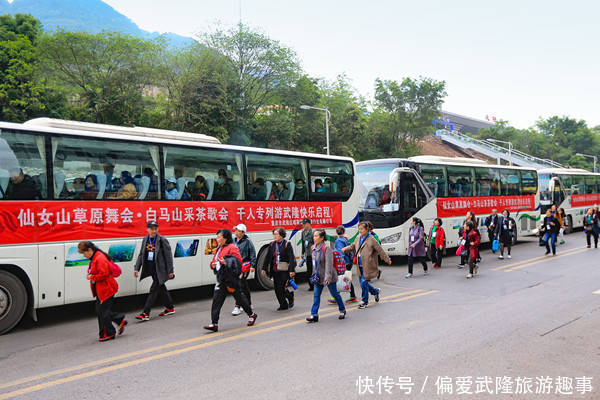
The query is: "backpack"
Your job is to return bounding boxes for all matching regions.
[332,250,347,275]
[220,255,242,285]
[109,260,122,278]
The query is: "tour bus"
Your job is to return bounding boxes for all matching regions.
[0,118,359,334]
[538,168,600,231]
[356,156,538,256]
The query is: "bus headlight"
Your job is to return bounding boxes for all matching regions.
[381,232,402,244]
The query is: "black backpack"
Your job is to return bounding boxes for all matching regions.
[219,255,242,285]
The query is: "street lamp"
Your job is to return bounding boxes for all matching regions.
[576,153,597,172]
[487,138,513,166]
[300,105,330,155]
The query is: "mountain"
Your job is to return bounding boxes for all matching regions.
[0,0,195,47]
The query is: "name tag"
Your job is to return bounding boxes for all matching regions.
[546,224,551,230]
[147,251,154,261]
[410,235,414,242]
[432,232,437,238]
[215,261,221,271]
[305,240,309,247]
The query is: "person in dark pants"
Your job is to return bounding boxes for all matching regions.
[204,229,257,332]
[540,209,560,255]
[78,241,126,342]
[584,208,599,248]
[300,218,314,290]
[465,222,480,279]
[134,221,175,321]
[406,217,428,278]
[484,209,499,253]
[262,227,296,310]
[427,218,445,268]
[232,224,257,315]
[331,225,357,303]
[496,209,516,259]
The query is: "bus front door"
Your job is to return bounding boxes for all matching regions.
[389,168,428,224]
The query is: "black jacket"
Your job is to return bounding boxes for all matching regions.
[235,235,257,268]
[263,239,296,276]
[541,216,560,234]
[134,234,174,285]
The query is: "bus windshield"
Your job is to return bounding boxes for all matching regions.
[357,163,397,210]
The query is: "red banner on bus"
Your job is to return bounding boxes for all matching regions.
[571,194,600,208]
[0,201,342,245]
[437,195,535,218]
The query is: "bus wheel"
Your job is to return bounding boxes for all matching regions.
[0,270,27,335]
[511,230,518,246]
[565,216,573,234]
[254,249,274,291]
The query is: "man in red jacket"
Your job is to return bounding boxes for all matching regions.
[78,241,126,342]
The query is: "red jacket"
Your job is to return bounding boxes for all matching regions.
[89,251,118,303]
[428,226,446,249]
[467,229,480,261]
[211,243,243,266]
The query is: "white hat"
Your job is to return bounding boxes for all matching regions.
[233,224,247,232]
[167,177,177,184]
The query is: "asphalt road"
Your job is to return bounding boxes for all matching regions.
[1,233,599,399]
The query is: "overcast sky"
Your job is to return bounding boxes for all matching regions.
[102,0,600,129]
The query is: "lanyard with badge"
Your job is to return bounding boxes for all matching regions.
[214,246,223,271]
[147,236,156,261]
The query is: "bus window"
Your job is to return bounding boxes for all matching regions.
[309,159,353,201]
[418,164,446,197]
[245,153,308,201]
[447,166,473,197]
[475,168,500,196]
[52,137,159,200]
[585,176,597,194]
[0,130,46,200]
[571,175,584,195]
[559,174,572,196]
[520,170,537,195]
[164,146,243,201]
[500,169,520,196]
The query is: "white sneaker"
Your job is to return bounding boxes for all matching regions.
[457,264,465,269]
[507,255,512,259]
[405,273,413,278]
[231,306,242,316]
[498,255,504,259]
[466,273,473,279]
[424,270,429,275]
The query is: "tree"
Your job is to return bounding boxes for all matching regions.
[202,23,301,130]
[0,14,61,122]
[370,77,447,157]
[38,30,161,125]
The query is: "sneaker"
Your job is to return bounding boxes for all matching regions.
[306,315,319,323]
[405,273,413,278]
[466,273,473,279]
[375,289,381,302]
[159,308,175,317]
[545,250,551,255]
[328,298,337,304]
[345,297,358,304]
[118,319,128,335]
[559,240,565,244]
[587,245,591,248]
[231,306,242,316]
[203,323,218,332]
[457,264,465,269]
[474,265,479,275]
[247,313,258,326]
[338,311,346,320]
[434,264,441,269]
[135,312,149,322]
[98,334,115,342]
[358,302,368,309]
[507,255,512,259]
[498,255,504,259]
[424,270,429,275]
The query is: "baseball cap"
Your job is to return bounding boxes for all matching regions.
[147,221,159,228]
[167,177,177,184]
[233,224,247,232]
[301,218,311,224]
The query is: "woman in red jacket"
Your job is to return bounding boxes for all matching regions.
[78,241,126,342]
[427,218,445,269]
[465,222,481,279]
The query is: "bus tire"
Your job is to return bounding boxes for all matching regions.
[565,216,573,234]
[254,247,274,291]
[0,270,28,335]
[511,230,518,246]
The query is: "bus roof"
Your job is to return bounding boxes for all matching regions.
[1,119,354,163]
[357,156,537,171]
[538,168,600,176]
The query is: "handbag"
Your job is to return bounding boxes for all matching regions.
[456,245,464,257]
[274,241,289,271]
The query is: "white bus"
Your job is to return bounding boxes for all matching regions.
[356,156,539,256]
[538,168,600,231]
[0,118,359,334]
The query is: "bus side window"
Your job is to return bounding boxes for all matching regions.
[0,132,47,200]
[308,159,353,201]
[245,153,308,201]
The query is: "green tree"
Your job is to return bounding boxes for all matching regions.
[38,30,161,125]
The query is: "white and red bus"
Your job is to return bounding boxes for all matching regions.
[356,156,538,256]
[0,118,359,334]
[538,168,600,231]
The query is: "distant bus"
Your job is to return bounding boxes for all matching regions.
[0,118,359,334]
[356,156,538,256]
[538,168,600,231]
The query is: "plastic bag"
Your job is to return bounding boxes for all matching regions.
[492,239,500,252]
[336,270,352,293]
[456,245,464,257]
